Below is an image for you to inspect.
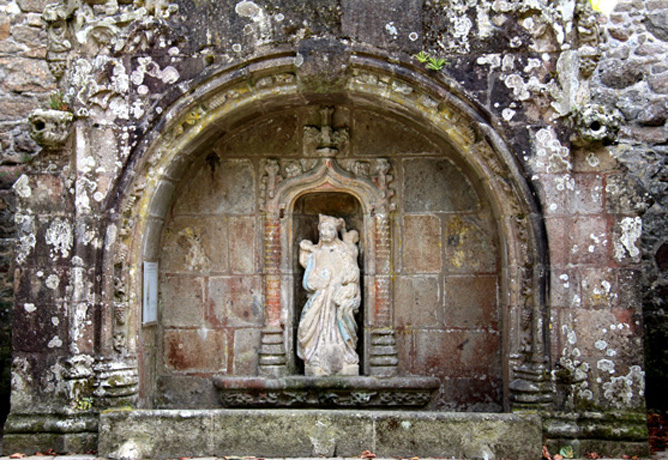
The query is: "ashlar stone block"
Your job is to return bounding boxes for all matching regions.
[402,214,442,273]
[173,159,255,216]
[394,275,442,328]
[413,329,501,378]
[209,276,264,327]
[444,275,499,328]
[403,158,479,212]
[161,217,228,274]
[163,328,227,372]
[228,216,256,274]
[159,274,205,327]
[232,328,261,375]
[443,216,498,274]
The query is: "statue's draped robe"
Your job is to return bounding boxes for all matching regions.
[297,237,360,375]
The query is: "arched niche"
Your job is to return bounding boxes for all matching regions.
[289,191,364,375]
[100,49,551,412]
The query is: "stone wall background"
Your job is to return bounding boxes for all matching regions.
[0,0,665,432]
[0,0,56,428]
[594,0,668,410]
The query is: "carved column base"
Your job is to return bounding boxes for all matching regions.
[369,328,398,377]
[258,327,288,377]
[510,362,554,410]
[93,358,139,408]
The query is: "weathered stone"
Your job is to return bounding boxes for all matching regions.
[99,409,542,459]
[352,109,441,156]
[28,109,73,147]
[232,327,261,375]
[413,329,501,378]
[16,0,52,13]
[403,158,479,212]
[443,215,498,273]
[296,38,351,93]
[228,216,256,274]
[173,159,255,216]
[402,214,441,273]
[0,57,55,92]
[159,274,205,327]
[444,275,498,328]
[341,0,423,53]
[638,99,668,126]
[214,113,301,157]
[0,96,40,122]
[646,10,668,41]
[209,276,263,327]
[160,217,228,274]
[394,275,441,327]
[164,328,227,372]
[597,59,644,89]
[0,0,662,452]
[648,73,668,94]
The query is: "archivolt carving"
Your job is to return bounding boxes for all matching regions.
[106,52,549,406]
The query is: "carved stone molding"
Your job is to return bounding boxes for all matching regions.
[213,375,439,408]
[93,358,139,407]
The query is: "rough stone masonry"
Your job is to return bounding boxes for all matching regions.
[0,0,665,457]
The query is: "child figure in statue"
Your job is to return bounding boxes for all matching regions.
[297,214,361,376]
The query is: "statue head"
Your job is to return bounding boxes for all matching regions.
[318,214,343,243]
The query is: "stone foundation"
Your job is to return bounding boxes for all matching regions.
[98,409,542,459]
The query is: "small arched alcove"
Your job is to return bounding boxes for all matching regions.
[290,192,365,375]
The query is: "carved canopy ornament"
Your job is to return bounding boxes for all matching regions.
[263,157,394,215]
[259,156,397,377]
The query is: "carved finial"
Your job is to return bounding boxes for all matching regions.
[260,159,284,210]
[303,106,349,157]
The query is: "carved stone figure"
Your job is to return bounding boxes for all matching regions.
[297,214,361,376]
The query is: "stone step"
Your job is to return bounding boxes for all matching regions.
[98,409,542,460]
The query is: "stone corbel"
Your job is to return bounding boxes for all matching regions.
[28,108,75,148]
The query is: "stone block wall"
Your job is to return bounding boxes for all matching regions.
[0,0,56,428]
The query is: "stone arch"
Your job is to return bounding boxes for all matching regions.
[100,47,550,410]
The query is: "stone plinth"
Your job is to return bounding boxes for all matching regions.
[98,409,542,459]
[212,375,440,408]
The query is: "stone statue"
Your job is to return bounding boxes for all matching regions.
[297,214,361,376]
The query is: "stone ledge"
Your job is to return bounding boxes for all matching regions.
[98,409,542,460]
[212,375,440,408]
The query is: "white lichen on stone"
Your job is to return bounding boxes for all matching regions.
[385,22,398,38]
[24,303,36,313]
[15,213,36,265]
[48,336,63,348]
[45,218,73,259]
[614,216,642,261]
[602,365,645,408]
[597,358,615,374]
[12,174,31,198]
[532,127,572,173]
